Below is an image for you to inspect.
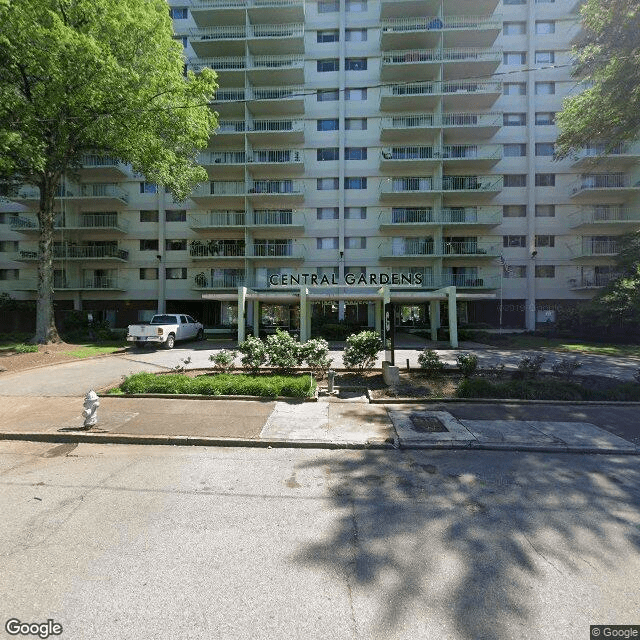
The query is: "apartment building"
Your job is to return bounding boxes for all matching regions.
[1,0,639,338]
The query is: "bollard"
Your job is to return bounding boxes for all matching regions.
[406,358,410,371]
[327,369,335,394]
[82,390,100,428]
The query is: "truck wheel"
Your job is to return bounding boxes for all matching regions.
[165,333,175,350]
[196,329,204,341]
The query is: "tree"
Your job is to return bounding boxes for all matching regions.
[0,0,217,342]
[555,0,640,157]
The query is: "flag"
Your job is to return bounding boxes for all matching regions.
[498,255,512,275]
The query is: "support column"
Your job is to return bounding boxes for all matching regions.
[252,299,260,338]
[73,293,82,311]
[429,300,439,341]
[447,287,458,348]
[372,301,380,333]
[299,287,308,343]
[237,286,247,343]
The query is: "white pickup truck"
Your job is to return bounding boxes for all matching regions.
[127,314,204,349]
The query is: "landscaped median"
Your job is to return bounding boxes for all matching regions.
[107,372,317,399]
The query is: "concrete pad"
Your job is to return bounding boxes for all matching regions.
[531,421,637,451]
[386,408,476,446]
[460,420,561,444]
[327,402,395,444]
[260,401,329,442]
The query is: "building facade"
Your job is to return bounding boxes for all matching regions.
[1,0,639,336]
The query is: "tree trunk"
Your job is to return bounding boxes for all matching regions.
[34,177,62,344]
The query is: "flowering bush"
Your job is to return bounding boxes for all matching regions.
[301,337,332,378]
[265,329,303,372]
[209,349,237,373]
[418,349,446,377]
[456,352,479,377]
[342,331,382,371]
[237,336,267,373]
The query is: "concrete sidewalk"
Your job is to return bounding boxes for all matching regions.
[0,394,637,454]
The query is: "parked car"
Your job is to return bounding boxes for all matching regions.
[127,314,204,349]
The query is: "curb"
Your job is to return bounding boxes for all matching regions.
[98,393,318,402]
[0,348,130,377]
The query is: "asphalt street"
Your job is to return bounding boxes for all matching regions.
[1,441,639,640]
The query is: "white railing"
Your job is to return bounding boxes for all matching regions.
[249,85,303,100]
[384,207,501,225]
[9,215,38,230]
[190,242,246,257]
[381,15,502,32]
[250,149,302,163]
[199,150,246,165]
[381,144,501,161]
[569,273,620,288]
[189,211,246,227]
[215,88,246,101]
[249,23,304,38]
[190,25,247,40]
[382,48,501,65]
[580,239,619,255]
[79,213,128,231]
[79,184,128,201]
[251,242,295,257]
[381,176,503,193]
[390,208,434,223]
[250,54,304,69]
[441,241,498,256]
[441,274,497,288]
[217,120,246,133]
[81,276,127,289]
[210,181,246,195]
[53,245,129,260]
[572,174,635,192]
[249,179,302,194]
[191,0,302,7]
[252,209,294,225]
[188,56,246,72]
[382,146,434,160]
[382,80,501,98]
[574,206,640,224]
[248,118,303,132]
[81,154,121,168]
[193,272,245,289]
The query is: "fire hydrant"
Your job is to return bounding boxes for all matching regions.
[82,390,100,428]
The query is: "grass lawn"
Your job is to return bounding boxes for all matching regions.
[474,334,640,357]
[63,343,126,358]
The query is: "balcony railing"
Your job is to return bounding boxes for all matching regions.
[191,181,246,198]
[441,274,497,288]
[252,210,293,225]
[380,175,502,194]
[381,144,501,161]
[78,213,129,231]
[190,242,246,257]
[81,276,128,289]
[382,47,501,65]
[384,206,501,225]
[217,120,246,133]
[52,245,129,260]
[191,0,302,8]
[568,273,620,288]
[10,183,128,202]
[187,54,305,73]
[193,273,245,289]
[441,241,498,256]
[389,240,436,256]
[199,151,246,165]
[381,80,501,98]
[81,154,124,169]
[248,118,303,133]
[249,180,302,195]
[249,85,303,101]
[189,211,246,228]
[381,15,501,33]
[250,149,302,164]
[251,242,296,257]
[9,216,38,230]
[381,112,502,130]
[190,23,304,40]
[571,207,640,225]
[571,174,638,194]
[578,240,620,256]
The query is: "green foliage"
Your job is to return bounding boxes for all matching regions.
[455,352,479,377]
[514,354,546,379]
[119,372,316,398]
[265,329,303,372]
[209,350,237,373]
[237,336,268,373]
[0,293,35,311]
[314,322,361,341]
[342,331,382,371]
[417,349,446,377]
[556,0,640,157]
[13,343,38,353]
[551,358,583,378]
[300,337,332,379]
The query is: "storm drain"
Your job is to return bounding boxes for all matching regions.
[408,414,448,433]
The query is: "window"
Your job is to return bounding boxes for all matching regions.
[536,21,555,34]
[165,210,186,222]
[346,266,366,276]
[345,147,367,160]
[0,269,19,280]
[165,239,186,251]
[535,82,555,95]
[317,148,339,161]
[504,0,526,4]
[503,22,526,35]
[345,118,367,130]
[317,118,339,131]
[346,28,367,41]
[503,235,527,248]
[535,265,555,278]
[535,173,556,186]
[174,35,188,48]
[317,30,339,43]
[139,239,159,251]
[345,177,367,189]
[0,240,18,252]
[317,178,339,190]
[535,204,556,217]
[504,52,526,65]
[140,210,159,222]
[535,235,555,247]
[345,237,366,249]
[318,0,338,12]
[535,0,555,4]
[345,58,367,71]
[503,205,527,218]
[504,174,527,187]
[169,7,188,19]
[317,59,339,72]
[535,51,555,64]
[139,182,158,193]
[345,88,367,100]
[165,268,187,280]
[504,82,526,96]
[504,143,527,157]
[317,237,339,250]
[139,268,159,280]
[346,0,367,11]
[535,112,556,125]
[535,143,555,156]
[505,265,527,278]
[504,113,526,126]
[317,207,339,220]
[345,207,366,219]
[317,89,339,102]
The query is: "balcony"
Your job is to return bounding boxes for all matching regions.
[188,54,304,83]
[441,240,499,258]
[247,85,304,115]
[571,144,640,169]
[214,120,246,143]
[192,272,245,290]
[250,209,305,234]
[379,206,501,232]
[248,179,304,204]
[17,276,129,292]
[570,174,640,200]
[380,144,501,170]
[17,244,128,262]
[10,183,128,209]
[188,211,246,237]
[79,155,129,179]
[380,80,501,111]
[380,111,501,142]
[247,23,305,54]
[249,241,305,261]
[189,0,304,28]
[380,175,502,201]
[380,0,500,20]
[191,181,246,205]
[379,238,436,262]
[381,47,501,81]
[190,241,246,259]
[198,150,246,178]
[247,149,304,176]
[568,273,621,289]
[440,273,499,289]
[247,118,304,143]
[569,206,640,230]
[572,238,620,259]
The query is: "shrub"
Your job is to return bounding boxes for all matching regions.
[314,322,360,341]
[342,330,382,372]
[634,368,640,384]
[237,335,267,373]
[456,352,478,377]
[514,353,546,379]
[265,330,303,372]
[301,337,332,379]
[551,358,582,378]
[418,348,446,377]
[487,362,506,379]
[209,349,237,373]
[13,343,38,353]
